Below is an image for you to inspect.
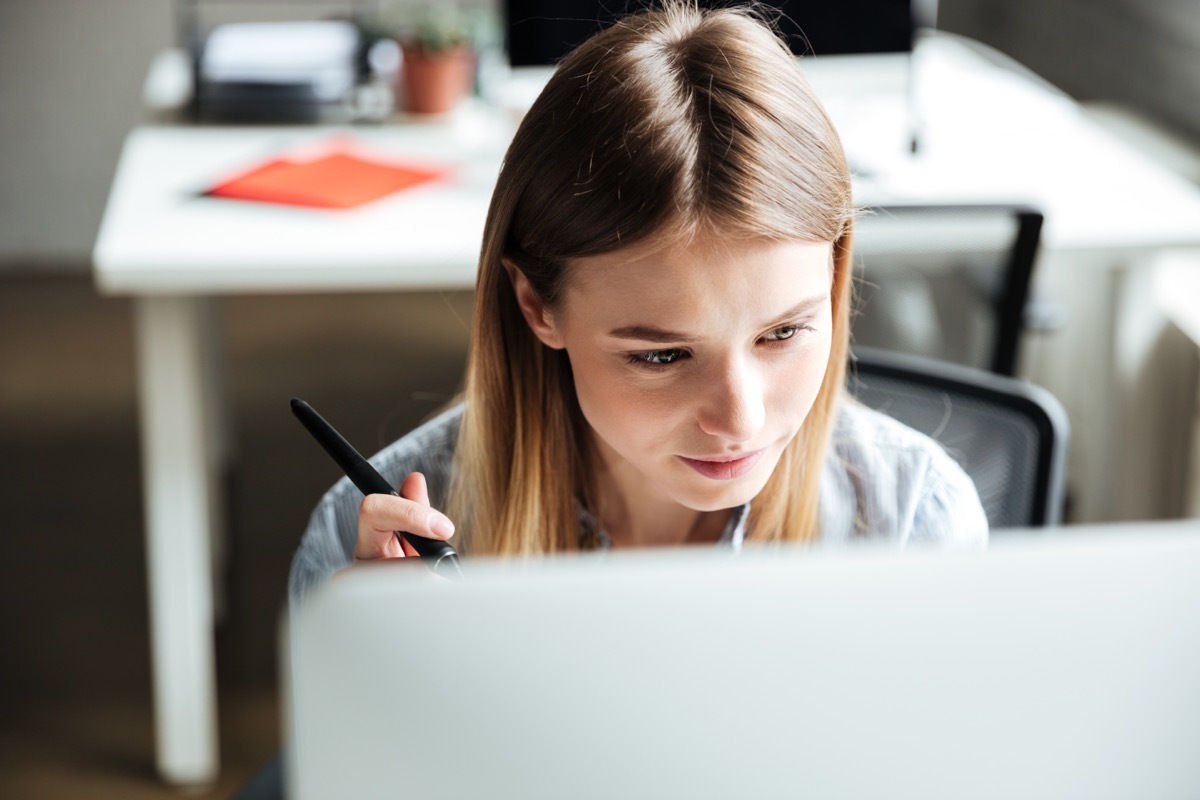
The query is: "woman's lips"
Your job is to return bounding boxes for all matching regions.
[678,450,764,480]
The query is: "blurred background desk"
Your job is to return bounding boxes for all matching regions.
[93,109,509,785]
[93,30,1200,785]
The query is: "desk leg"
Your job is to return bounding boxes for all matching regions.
[134,296,220,786]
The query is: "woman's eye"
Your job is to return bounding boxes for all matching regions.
[763,325,800,342]
[628,348,686,366]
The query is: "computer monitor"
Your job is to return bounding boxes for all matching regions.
[504,0,917,66]
[285,521,1200,799]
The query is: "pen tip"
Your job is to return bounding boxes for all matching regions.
[290,397,306,411]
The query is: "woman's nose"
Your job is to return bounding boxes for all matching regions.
[695,356,767,443]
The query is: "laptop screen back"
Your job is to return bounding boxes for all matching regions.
[286,523,1200,799]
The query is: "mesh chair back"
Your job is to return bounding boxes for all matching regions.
[848,346,1069,529]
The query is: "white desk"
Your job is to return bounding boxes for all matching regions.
[94,112,511,786]
[808,35,1200,531]
[93,32,1200,785]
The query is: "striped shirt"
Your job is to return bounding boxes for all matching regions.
[289,400,988,604]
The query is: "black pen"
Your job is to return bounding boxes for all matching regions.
[291,398,462,580]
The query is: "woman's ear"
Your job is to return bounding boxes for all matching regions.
[503,259,566,350]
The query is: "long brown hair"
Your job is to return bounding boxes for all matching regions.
[448,2,855,554]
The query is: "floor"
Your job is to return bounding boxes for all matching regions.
[0,272,474,798]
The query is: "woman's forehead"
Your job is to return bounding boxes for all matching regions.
[560,237,833,319]
[566,235,832,283]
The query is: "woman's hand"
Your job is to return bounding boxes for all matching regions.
[353,472,456,562]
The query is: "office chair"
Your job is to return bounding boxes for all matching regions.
[847,346,1069,529]
[852,203,1045,377]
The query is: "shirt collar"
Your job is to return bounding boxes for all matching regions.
[579,501,750,552]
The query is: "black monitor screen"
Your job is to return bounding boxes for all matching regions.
[504,0,914,66]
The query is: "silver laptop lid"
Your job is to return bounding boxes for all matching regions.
[286,522,1200,800]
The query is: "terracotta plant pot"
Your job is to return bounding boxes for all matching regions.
[400,45,473,115]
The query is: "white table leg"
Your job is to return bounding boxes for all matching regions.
[134,296,221,786]
[199,298,232,626]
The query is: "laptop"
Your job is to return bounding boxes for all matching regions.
[284,521,1200,799]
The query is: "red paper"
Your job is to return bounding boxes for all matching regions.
[208,149,447,209]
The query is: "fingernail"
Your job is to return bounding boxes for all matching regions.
[430,512,455,538]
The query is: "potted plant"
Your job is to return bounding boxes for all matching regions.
[393,6,476,115]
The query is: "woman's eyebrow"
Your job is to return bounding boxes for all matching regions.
[606,324,702,344]
[606,295,829,343]
[763,295,830,328]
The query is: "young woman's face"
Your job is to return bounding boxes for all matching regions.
[522,235,834,514]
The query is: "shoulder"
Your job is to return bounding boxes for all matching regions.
[319,402,464,511]
[819,398,988,547]
[288,403,464,604]
[367,403,464,502]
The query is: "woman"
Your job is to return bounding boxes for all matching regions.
[289,1,987,604]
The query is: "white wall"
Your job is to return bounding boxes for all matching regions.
[0,0,495,272]
[939,0,1200,142]
[0,0,173,270]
